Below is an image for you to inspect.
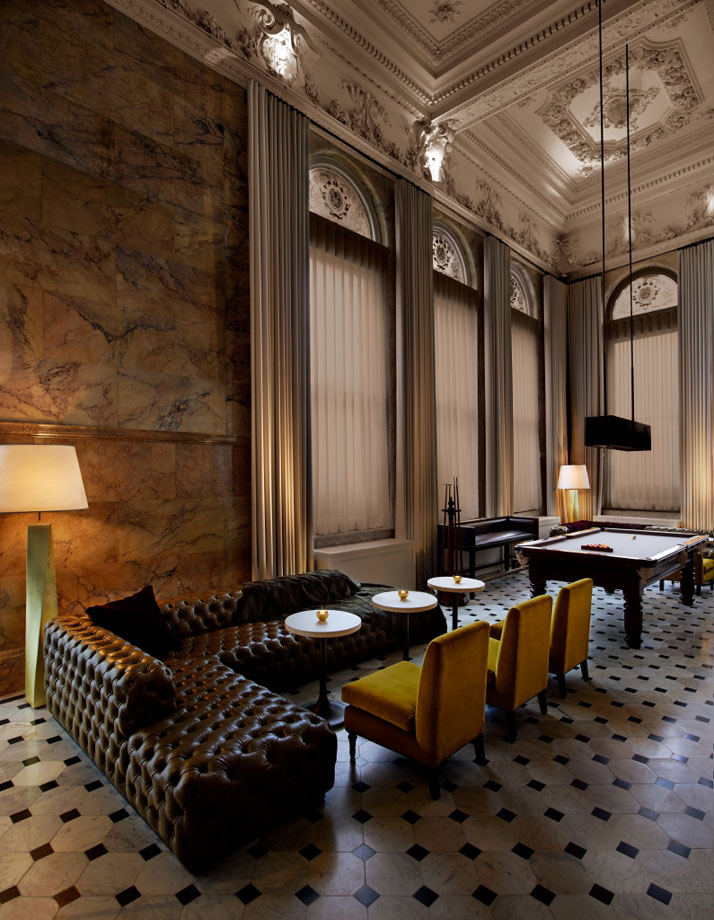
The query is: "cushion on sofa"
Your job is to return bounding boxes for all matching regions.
[87,585,174,658]
[237,569,361,624]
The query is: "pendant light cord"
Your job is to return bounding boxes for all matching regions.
[626,43,635,423]
[598,0,608,416]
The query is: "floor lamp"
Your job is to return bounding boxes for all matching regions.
[557,464,590,524]
[0,445,88,707]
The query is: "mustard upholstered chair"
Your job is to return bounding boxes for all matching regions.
[549,578,593,697]
[486,594,552,740]
[342,621,489,799]
[695,552,713,595]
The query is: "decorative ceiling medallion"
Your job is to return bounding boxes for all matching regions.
[432,224,467,283]
[429,2,463,26]
[538,42,701,174]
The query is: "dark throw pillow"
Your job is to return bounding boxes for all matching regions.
[86,585,173,658]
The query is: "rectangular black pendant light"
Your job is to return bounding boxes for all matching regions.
[585,415,651,452]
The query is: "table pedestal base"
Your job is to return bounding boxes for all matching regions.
[306,698,346,726]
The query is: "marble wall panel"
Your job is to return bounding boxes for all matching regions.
[0,142,41,220]
[116,369,225,433]
[0,213,116,304]
[41,157,175,256]
[0,0,251,694]
[0,69,114,177]
[40,21,175,147]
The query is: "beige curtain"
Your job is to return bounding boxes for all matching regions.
[567,276,603,519]
[395,180,437,586]
[434,272,479,520]
[544,276,569,520]
[511,309,541,512]
[679,239,714,530]
[249,82,312,578]
[484,236,512,516]
[310,215,391,537]
[606,311,679,511]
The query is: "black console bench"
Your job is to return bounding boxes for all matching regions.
[438,515,539,577]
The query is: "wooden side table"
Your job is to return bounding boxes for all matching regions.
[285,609,361,725]
[371,590,438,660]
[427,576,485,631]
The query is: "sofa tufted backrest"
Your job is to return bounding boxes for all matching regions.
[237,570,361,624]
[160,592,243,638]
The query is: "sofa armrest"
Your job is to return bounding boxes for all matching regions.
[44,615,177,773]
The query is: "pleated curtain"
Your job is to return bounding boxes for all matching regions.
[544,276,569,520]
[395,180,437,586]
[511,309,541,512]
[434,272,479,520]
[248,82,313,579]
[484,236,512,516]
[567,276,603,519]
[679,239,714,530]
[310,215,391,536]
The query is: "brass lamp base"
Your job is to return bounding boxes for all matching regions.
[25,523,58,708]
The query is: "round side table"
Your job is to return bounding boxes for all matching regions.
[285,610,361,726]
[427,576,485,631]
[371,590,438,661]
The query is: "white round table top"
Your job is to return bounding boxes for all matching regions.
[427,575,485,594]
[284,609,362,639]
[371,590,438,613]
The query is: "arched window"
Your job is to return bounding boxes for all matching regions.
[309,156,392,542]
[605,269,679,512]
[432,221,480,518]
[510,265,542,513]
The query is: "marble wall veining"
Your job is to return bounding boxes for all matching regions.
[0,0,251,694]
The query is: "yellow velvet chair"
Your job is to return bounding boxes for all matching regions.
[696,552,713,595]
[549,578,593,697]
[486,594,552,740]
[342,621,489,799]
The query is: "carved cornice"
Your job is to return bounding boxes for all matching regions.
[489,112,577,198]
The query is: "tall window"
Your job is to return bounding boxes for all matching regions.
[433,222,480,519]
[510,266,542,513]
[309,161,393,543]
[605,271,679,511]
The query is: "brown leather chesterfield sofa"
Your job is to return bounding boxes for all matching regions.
[44,570,446,870]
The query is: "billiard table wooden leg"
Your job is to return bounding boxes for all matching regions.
[680,558,695,606]
[530,577,546,599]
[623,588,643,649]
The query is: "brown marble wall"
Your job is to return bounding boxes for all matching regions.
[0,0,251,694]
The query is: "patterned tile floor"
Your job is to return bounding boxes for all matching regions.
[0,571,712,919]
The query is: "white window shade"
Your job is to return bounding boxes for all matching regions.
[310,216,392,537]
[434,272,479,520]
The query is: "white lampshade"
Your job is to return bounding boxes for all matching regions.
[0,445,88,513]
[557,464,590,491]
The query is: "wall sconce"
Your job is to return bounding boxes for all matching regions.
[0,445,88,707]
[416,120,454,183]
[254,1,309,83]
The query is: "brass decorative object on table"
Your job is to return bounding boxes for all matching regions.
[453,574,462,584]
[316,609,329,622]
[398,588,409,601]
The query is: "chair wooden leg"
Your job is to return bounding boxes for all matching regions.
[348,732,357,763]
[696,584,701,596]
[505,711,517,741]
[427,767,440,800]
[580,659,590,681]
[537,690,547,715]
[556,674,567,698]
[473,734,487,766]
[659,579,664,591]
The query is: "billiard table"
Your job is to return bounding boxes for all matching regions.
[515,527,708,649]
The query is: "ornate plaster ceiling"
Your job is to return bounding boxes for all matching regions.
[106,0,714,270]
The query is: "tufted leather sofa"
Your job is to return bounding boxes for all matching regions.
[44,571,446,870]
